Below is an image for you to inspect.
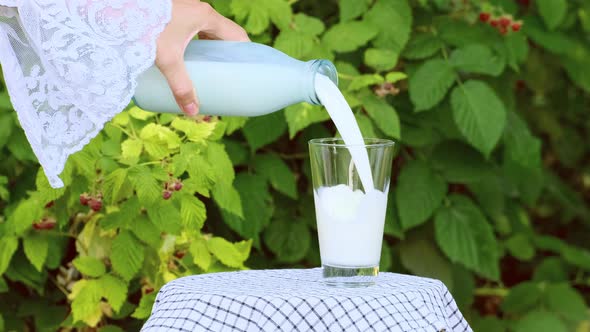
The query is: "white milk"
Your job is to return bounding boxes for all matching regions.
[314,185,388,267]
[315,74,374,191]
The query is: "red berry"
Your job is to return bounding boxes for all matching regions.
[479,12,491,22]
[515,80,527,91]
[173,181,183,191]
[33,217,56,230]
[490,20,499,27]
[202,115,212,123]
[499,26,508,35]
[518,0,530,7]
[162,190,172,200]
[88,198,102,212]
[512,22,522,32]
[45,201,55,209]
[79,193,90,206]
[174,251,185,259]
[500,17,511,28]
[145,287,154,294]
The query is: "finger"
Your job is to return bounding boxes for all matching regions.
[157,54,199,117]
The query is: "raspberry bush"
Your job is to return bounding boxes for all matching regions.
[0,0,589,331]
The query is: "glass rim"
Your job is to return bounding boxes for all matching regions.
[308,137,395,148]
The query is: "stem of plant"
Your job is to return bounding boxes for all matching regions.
[474,287,509,297]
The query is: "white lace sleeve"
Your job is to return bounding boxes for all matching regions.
[0,0,171,188]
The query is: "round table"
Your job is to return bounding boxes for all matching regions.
[141,268,472,332]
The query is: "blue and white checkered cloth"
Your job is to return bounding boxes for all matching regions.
[142,268,472,332]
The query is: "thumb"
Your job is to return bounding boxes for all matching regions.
[157,55,199,117]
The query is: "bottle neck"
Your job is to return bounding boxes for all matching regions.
[306,59,339,105]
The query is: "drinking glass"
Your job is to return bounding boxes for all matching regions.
[309,138,395,287]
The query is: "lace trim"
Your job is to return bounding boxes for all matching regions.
[0,1,172,187]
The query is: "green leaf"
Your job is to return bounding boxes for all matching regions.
[545,283,588,322]
[347,74,384,91]
[128,166,161,206]
[284,103,330,138]
[207,237,252,268]
[221,174,272,244]
[207,142,235,184]
[274,30,314,59]
[140,123,181,149]
[130,214,161,248]
[450,80,507,157]
[147,201,183,235]
[254,154,298,199]
[101,196,141,230]
[293,13,325,36]
[132,293,157,319]
[533,258,568,283]
[0,237,18,275]
[403,33,443,60]
[171,118,216,143]
[180,195,207,230]
[396,160,447,230]
[110,231,144,281]
[73,256,106,278]
[0,277,7,293]
[364,0,412,52]
[69,280,102,327]
[190,238,212,271]
[384,193,403,238]
[23,233,49,272]
[103,168,131,203]
[339,0,369,21]
[6,197,44,235]
[120,139,143,164]
[537,0,567,30]
[505,234,535,261]
[0,113,14,149]
[450,44,505,76]
[514,311,568,332]
[399,232,453,288]
[98,274,127,312]
[523,19,575,57]
[469,173,505,219]
[385,72,407,83]
[323,21,378,53]
[231,0,292,34]
[503,32,529,71]
[212,182,244,218]
[353,113,378,139]
[434,195,499,280]
[471,317,507,332]
[437,18,499,48]
[409,59,456,112]
[242,111,287,151]
[431,141,492,183]
[361,95,400,139]
[264,220,311,263]
[364,49,398,71]
[223,116,248,135]
[128,106,156,120]
[503,112,542,169]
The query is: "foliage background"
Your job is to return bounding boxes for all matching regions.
[0,0,589,331]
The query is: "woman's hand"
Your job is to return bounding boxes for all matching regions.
[156,0,249,117]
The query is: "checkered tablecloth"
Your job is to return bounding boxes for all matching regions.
[141,268,472,332]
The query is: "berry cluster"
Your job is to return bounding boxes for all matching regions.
[33,216,57,230]
[80,192,103,212]
[479,12,522,35]
[162,178,183,200]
